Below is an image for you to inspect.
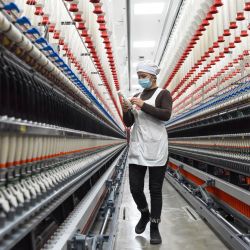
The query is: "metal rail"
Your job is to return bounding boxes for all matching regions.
[166,172,250,250]
[168,157,250,206]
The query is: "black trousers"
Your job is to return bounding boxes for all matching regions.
[129,164,167,221]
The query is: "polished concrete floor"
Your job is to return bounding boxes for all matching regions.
[114,166,228,250]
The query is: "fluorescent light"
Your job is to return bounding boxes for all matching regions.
[133,41,155,48]
[134,2,164,15]
[132,62,138,67]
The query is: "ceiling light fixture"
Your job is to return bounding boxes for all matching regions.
[134,2,164,15]
[133,41,155,48]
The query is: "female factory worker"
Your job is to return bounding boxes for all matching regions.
[122,61,172,245]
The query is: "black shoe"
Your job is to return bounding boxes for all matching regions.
[135,211,150,234]
[150,223,162,244]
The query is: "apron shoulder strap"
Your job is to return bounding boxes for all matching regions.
[151,87,162,100]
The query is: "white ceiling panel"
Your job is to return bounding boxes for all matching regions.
[125,0,183,95]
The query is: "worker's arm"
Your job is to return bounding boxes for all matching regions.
[141,90,172,121]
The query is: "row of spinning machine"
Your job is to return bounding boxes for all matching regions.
[0,1,127,249]
[164,1,250,250]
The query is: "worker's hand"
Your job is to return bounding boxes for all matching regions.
[131,97,144,108]
[121,100,130,112]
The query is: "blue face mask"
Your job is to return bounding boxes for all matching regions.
[138,78,152,89]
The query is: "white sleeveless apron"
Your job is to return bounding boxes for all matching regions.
[128,88,169,167]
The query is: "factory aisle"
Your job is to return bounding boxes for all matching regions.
[114,166,228,250]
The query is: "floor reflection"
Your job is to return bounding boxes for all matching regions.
[114,167,228,250]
